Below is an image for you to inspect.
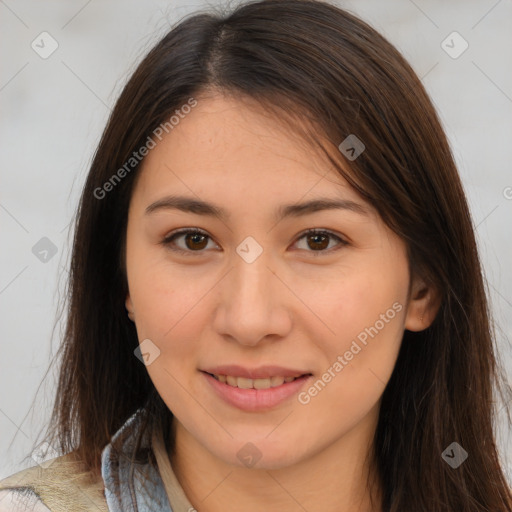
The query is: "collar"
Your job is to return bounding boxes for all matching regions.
[100,407,179,512]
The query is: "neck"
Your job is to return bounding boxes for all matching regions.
[168,410,382,512]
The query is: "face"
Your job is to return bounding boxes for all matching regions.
[124,93,428,470]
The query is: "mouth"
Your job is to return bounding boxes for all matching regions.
[205,372,306,389]
[200,369,313,411]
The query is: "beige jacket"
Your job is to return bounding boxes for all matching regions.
[0,408,195,511]
[0,453,107,511]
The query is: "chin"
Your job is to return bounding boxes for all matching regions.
[213,437,308,471]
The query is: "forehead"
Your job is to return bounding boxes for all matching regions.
[133,93,362,207]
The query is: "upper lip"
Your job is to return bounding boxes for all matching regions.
[201,365,312,380]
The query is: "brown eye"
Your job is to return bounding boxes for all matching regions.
[294,229,347,254]
[162,228,347,257]
[306,232,329,250]
[161,229,216,255]
[184,232,208,250]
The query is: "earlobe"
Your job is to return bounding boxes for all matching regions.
[404,275,441,332]
[125,295,135,322]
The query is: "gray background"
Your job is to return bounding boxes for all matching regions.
[1,0,511,482]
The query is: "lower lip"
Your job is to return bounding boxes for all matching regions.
[202,371,312,412]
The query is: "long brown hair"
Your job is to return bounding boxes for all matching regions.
[22,0,511,510]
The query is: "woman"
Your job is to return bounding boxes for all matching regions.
[1,0,510,510]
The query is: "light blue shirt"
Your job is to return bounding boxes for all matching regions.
[101,407,174,511]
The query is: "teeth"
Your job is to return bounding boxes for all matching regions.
[226,375,237,387]
[271,376,285,387]
[237,377,253,389]
[211,374,302,389]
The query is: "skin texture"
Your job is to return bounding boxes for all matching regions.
[124,93,439,512]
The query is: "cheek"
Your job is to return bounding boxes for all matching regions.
[128,264,210,413]
[320,267,406,346]
[127,253,209,361]
[294,285,405,448]
[311,256,408,397]
[127,237,208,330]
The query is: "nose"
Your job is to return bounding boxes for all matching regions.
[212,250,292,347]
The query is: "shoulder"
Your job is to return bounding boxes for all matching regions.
[0,488,50,512]
[0,462,51,511]
[0,452,108,511]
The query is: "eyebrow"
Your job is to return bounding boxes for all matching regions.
[144,195,369,221]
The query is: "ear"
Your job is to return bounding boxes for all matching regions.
[125,294,135,322]
[404,274,441,332]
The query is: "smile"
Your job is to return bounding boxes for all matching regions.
[208,373,301,389]
[201,371,313,411]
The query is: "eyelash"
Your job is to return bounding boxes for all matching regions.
[160,228,348,257]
